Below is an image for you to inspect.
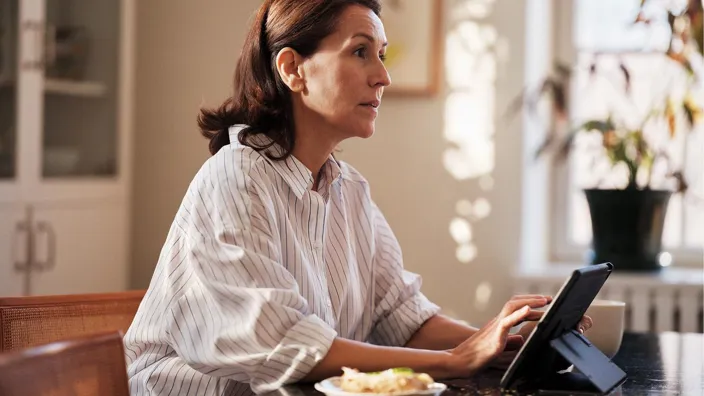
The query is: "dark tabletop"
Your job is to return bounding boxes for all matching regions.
[260,332,703,396]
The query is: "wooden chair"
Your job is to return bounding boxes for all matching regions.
[0,331,130,396]
[0,290,145,352]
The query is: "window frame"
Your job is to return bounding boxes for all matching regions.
[548,0,703,268]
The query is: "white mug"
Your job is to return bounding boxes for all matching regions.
[583,299,626,358]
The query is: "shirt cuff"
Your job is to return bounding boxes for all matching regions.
[371,293,441,347]
[251,314,337,394]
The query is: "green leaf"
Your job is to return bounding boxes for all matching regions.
[580,119,615,134]
[641,151,654,170]
[610,141,628,165]
[683,101,695,126]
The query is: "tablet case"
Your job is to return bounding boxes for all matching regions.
[500,263,627,395]
[543,330,627,394]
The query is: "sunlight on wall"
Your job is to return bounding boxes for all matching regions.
[450,0,498,26]
[455,199,474,216]
[450,218,473,243]
[444,0,502,284]
[457,243,478,263]
[473,197,492,219]
[451,197,492,264]
[474,281,493,311]
[479,174,495,191]
[443,92,495,179]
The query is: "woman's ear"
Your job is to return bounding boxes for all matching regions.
[275,47,306,93]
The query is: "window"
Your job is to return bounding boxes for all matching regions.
[552,0,704,266]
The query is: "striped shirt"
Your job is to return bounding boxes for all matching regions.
[123,125,440,395]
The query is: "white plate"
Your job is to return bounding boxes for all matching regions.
[313,377,447,396]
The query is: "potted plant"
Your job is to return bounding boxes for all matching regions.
[511,0,704,271]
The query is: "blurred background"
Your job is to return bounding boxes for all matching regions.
[0,0,702,333]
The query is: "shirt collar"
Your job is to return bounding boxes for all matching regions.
[229,125,342,199]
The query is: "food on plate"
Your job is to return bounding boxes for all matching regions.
[339,367,435,394]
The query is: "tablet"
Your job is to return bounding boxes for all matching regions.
[500,263,615,391]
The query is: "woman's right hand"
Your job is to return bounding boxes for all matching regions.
[445,295,552,378]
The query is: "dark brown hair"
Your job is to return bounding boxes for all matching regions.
[198,0,382,158]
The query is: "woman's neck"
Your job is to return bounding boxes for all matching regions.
[290,107,341,186]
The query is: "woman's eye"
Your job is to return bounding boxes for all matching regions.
[354,47,367,59]
[379,53,387,63]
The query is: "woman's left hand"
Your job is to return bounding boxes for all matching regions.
[488,314,593,370]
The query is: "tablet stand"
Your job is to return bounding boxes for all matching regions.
[533,329,627,395]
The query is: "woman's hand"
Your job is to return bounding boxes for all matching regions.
[488,313,595,371]
[515,313,593,341]
[487,334,524,370]
[445,295,552,378]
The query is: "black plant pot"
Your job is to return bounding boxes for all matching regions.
[584,189,672,272]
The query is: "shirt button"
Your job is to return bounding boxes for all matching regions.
[313,242,323,251]
[326,299,332,308]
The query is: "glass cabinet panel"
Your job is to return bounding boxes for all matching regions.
[42,0,120,178]
[0,0,18,180]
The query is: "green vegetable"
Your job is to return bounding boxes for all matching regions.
[366,368,415,375]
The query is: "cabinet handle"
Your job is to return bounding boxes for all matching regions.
[34,221,56,271]
[12,220,30,271]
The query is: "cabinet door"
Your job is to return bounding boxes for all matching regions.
[30,200,128,295]
[0,0,39,203]
[0,204,27,297]
[0,0,18,185]
[33,0,129,203]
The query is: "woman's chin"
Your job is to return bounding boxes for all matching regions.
[337,122,375,141]
[353,124,376,139]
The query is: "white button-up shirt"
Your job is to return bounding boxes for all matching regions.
[124,126,440,395]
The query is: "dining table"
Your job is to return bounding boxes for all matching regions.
[253,332,703,396]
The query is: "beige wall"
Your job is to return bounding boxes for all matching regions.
[131,0,528,326]
[131,0,260,288]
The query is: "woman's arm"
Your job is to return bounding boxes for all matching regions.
[404,315,479,351]
[303,316,480,382]
[304,296,551,383]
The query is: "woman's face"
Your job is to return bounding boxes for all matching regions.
[297,5,391,140]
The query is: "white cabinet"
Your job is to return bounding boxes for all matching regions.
[0,205,25,296]
[31,200,128,295]
[0,0,134,296]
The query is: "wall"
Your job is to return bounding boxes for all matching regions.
[130,0,261,287]
[131,0,528,326]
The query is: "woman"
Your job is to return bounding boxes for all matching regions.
[123,1,591,395]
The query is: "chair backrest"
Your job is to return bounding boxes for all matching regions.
[0,290,145,352]
[0,331,130,396]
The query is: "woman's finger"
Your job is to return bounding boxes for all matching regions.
[583,315,593,331]
[523,310,545,322]
[502,298,543,314]
[509,294,553,302]
[577,315,593,333]
[513,309,543,325]
[505,334,525,351]
[502,298,551,318]
[501,305,533,330]
[505,296,553,310]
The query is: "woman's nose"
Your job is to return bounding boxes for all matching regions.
[371,63,392,88]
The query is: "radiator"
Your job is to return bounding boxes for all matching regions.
[514,266,704,333]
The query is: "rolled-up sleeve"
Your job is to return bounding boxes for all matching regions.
[166,227,337,394]
[367,203,441,347]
